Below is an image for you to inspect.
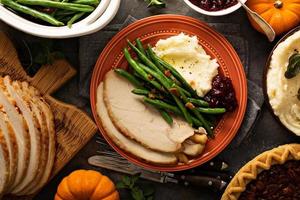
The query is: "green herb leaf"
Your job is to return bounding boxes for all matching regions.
[116,182,126,189]
[145,0,166,8]
[116,174,155,200]
[20,39,64,76]
[285,52,300,79]
[131,186,145,200]
[121,175,132,187]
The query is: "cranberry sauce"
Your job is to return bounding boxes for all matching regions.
[189,0,238,11]
[204,75,237,112]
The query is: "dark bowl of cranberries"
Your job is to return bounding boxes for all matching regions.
[183,0,246,16]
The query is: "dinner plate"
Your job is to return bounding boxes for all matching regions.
[263,26,300,134]
[90,15,247,171]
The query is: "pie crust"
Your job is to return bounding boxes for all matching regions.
[221,144,300,200]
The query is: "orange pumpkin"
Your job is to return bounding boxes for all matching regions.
[246,0,300,35]
[54,170,119,200]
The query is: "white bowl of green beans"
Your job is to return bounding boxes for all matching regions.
[0,0,120,38]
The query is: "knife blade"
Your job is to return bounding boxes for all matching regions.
[88,155,227,191]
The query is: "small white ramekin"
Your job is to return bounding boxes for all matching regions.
[183,0,247,16]
[0,0,121,38]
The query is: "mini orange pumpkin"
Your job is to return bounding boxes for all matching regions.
[246,0,300,35]
[54,170,119,200]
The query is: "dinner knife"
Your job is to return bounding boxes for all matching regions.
[88,155,228,191]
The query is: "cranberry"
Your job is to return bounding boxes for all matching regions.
[189,0,238,12]
[204,75,237,112]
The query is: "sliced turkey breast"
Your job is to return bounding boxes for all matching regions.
[3,77,42,194]
[20,82,55,195]
[0,127,10,195]
[20,95,49,195]
[16,81,49,195]
[7,79,49,195]
[103,70,194,153]
[0,110,18,191]
[97,83,177,165]
[0,78,30,191]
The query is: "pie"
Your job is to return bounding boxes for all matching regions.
[221,144,300,200]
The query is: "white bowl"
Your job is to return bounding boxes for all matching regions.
[0,0,121,38]
[183,0,247,16]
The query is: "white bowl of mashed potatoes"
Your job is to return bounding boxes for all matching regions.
[266,28,300,135]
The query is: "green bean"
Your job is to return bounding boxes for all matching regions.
[139,63,190,96]
[114,68,144,89]
[136,38,147,56]
[67,12,84,27]
[131,88,149,96]
[72,0,99,5]
[175,84,212,134]
[132,88,163,99]
[1,0,64,26]
[156,55,198,97]
[16,0,95,12]
[172,94,193,126]
[53,9,76,17]
[187,98,209,107]
[50,0,70,17]
[138,62,190,97]
[139,64,193,125]
[124,48,163,92]
[192,109,213,136]
[143,97,180,114]
[147,44,165,71]
[127,40,163,74]
[146,44,183,88]
[140,64,171,89]
[143,97,201,127]
[159,110,173,125]
[197,107,226,114]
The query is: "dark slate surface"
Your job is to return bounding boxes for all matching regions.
[1,0,300,199]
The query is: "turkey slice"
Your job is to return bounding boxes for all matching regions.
[0,78,30,191]
[0,111,17,192]
[3,77,42,194]
[97,83,177,165]
[0,124,10,195]
[20,82,55,195]
[17,81,49,195]
[7,79,48,195]
[103,70,194,153]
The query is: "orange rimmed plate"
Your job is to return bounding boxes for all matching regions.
[90,14,247,171]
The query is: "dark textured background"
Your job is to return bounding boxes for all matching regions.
[1,0,300,199]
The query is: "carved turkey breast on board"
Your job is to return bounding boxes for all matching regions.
[0,75,55,198]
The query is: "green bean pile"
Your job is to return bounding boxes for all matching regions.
[1,0,99,27]
[115,39,227,137]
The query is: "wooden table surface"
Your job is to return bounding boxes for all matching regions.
[1,0,300,199]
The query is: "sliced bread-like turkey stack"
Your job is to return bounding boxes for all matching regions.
[96,70,208,165]
[0,76,55,197]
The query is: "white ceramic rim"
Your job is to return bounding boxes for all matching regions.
[0,0,120,38]
[77,0,110,25]
[183,0,247,16]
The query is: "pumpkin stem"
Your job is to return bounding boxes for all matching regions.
[274,0,283,8]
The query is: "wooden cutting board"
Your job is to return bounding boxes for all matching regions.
[0,32,98,199]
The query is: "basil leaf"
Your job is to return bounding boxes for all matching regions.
[285,52,300,79]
